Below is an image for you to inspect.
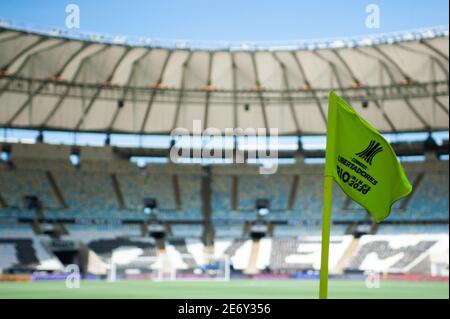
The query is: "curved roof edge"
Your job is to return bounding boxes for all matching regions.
[0,17,448,51]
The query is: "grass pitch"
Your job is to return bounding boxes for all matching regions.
[0,279,448,299]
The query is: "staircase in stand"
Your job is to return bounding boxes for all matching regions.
[335,237,360,274]
[244,239,261,275]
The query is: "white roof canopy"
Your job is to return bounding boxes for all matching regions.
[0,26,448,135]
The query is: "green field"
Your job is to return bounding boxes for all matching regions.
[0,279,448,299]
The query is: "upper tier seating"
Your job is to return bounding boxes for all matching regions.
[118,172,176,211]
[237,175,293,211]
[64,224,141,242]
[54,171,119,218]
[0,158,447,224]
[346,234,446,272]
[402,173,449,221]
[0,169,58,208]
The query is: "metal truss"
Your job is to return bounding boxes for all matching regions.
[2,75,447,107]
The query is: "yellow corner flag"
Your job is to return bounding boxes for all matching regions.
[319,92,412,299]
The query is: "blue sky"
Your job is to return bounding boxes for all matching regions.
[0,0,448,41]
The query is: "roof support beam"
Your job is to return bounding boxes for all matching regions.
[291,52,327,128]
[56,43,92,78]
[403,97,430,129]
[395,43,449,117]
[315,50,395,132]
[375,46,430,129]
[40,45,110,127]
[230,53,238,129]
[12,40,68,78]
[74,47,132,131]
[289,52,309,85]
[313,51,345,91]
[250,52,269,130]
[396,43,450,120]
[332,49,397,132]
[171,51,193,132]
[366,94,398,132]
[0,33,23,45]
[433,96,449,116]
[0,36,45,73]
[397,43,448,81]
[139,50,173,133]
[272,52,301,135]
[420,39,449,62]
[5,40,78,125]
[353,47,397,83]
[107,49,152,132]
[331,50,360,84]
[0,37,51,96]
[203,52,214,129]
[372,46,412,81]
[356,47,430,130]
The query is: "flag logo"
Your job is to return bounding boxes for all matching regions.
[355,140,383,165]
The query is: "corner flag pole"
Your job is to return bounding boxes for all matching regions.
[319,92,337,299]
[319,175,333,299]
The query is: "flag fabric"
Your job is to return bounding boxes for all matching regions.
[325,92,412,223]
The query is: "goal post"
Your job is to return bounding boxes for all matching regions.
[108,255,168,282]
[107,253,230,282]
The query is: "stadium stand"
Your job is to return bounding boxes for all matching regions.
[0,169,58,209]
[177,175,203,220]
[166,239,197,269]
[211,174,233,218]
[377,224,449,234]
[1,151,448,225]
[404,173,449,221]
[88,237,157,260]
[237,175,293,210]
[0,22,448,279]
[63,224,142,242]
[0,224,63,271]
[55,170,119,218]
[0,207,35,219]
[118,172,176,211]
[169,224,203,238]
[268,236,353,272]
[346,234,448,273]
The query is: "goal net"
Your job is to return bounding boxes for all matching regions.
[108,250,230,282]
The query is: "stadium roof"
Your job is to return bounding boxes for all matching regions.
[0,24,448,136]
